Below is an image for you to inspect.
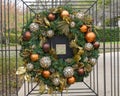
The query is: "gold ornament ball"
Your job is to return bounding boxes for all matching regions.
[80,25,88,33]
[85,32,96,43]
[67,76,76,84]
[42,70,50,78]
[61,10,69,18]
[30,54,39,62]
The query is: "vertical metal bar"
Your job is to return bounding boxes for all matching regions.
[112,0,116,95]
[116,0,119,95]
[102,0,106,95]
[1,0,4,96]
[92,6,95,91]
[15,0,18,95]
[109,0,113,96]
[30,11,32,19]
[89,8,92,88]
[110,2,112,96]
[7,0,11,95]
[22,2,26,96]
[52,0,53,8]
[26,7,28,24]
[95,2,99,95]
[60,0,61,6]
[4,0,7,95]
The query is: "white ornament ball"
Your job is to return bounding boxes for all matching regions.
[47,30,54,38]
[52,78,60,86]
[85,43,93,51]
[40,56,51,68]
[89,58,97,66]
[29,23,39,32]
[26,63,34,71]
[76,12,84,19]
[63,67,74,78]
[70,21,76,28]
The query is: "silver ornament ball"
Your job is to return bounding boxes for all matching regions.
[63,66,74,78]
[47,30,54,38]
[40,56,51,68]
[70,14,75,19]
[52,78,60,86]
[84,57,88,62]
[26,63,34,71]
[89,58,97,66]
[29,23,39,32]
[70,21,76,28]
[85,43,93,51]
[76,12,84,19]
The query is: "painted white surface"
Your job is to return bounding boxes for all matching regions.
[118,19,120,27]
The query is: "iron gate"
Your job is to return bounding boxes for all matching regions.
[0,0,120,96]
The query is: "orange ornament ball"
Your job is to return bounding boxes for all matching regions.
[85,32,96,43]
[67,76,76,84]
[30,54,39,62]
[61,10,69,18]
[80,25,88,33]
[42,70,50,78]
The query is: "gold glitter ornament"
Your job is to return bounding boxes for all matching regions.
[89,58,97,66]
[29,23,39,32]
[52,78,60,86]
[84,43,93,51]
[40,56,51,68]
[26,63,34,71]
[63,67,74,78]
[47,30,54,38]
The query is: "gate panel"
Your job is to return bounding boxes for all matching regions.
[0,0,120,96]
[0,0,34,96]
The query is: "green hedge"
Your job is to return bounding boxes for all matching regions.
[6,33,21,44]
[96,27,120,42]
[5,28,120,43]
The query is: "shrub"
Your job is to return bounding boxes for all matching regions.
[6,33,21,44]
[96,27,120,42]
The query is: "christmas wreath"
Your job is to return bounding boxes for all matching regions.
[16,6,100,94]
